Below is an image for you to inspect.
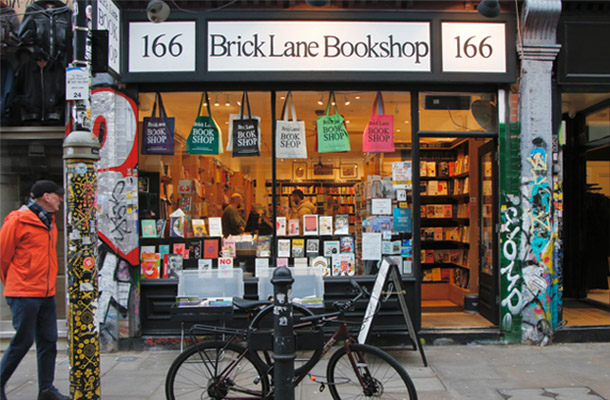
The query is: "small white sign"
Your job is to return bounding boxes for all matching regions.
[96,0,121,73]
[66,67,89,100]
[442,22,506,73]
[372,198,392,215]
[129,21,196,72]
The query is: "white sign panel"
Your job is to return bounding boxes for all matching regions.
[66,67,89,100]
[96,0,120,73]
[441,22,506,73]
[129,21,196,72]
[208,21,431,72]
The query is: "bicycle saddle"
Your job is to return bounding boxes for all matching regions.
[232,297,271,311]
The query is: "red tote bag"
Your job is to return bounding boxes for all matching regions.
[363,92,394,153]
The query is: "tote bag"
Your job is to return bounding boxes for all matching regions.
[363,91,395,153]
[276,91,307,159]
[141,92,174,155]
[317,91,351,153]
[187,92,223,155]
[229,92,260,157]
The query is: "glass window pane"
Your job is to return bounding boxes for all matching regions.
[418,92,498,133]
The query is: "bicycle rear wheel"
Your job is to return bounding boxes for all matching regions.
[165,340,269,399]
[326,343,418,400]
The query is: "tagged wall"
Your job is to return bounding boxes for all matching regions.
[91,88,140,351]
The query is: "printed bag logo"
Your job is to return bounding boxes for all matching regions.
[187,92,223,155]
[141,92,174,155]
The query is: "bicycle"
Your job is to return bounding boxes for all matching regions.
[165,280,418,399]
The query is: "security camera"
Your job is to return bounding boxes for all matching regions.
[147,0,170,23]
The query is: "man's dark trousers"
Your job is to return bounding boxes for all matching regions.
[0,297,58,391]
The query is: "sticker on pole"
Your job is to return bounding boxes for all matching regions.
[66,67,89,100]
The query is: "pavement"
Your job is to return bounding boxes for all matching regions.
[1,342,609,400]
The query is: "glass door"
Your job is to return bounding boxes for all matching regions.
[478,139,499,324]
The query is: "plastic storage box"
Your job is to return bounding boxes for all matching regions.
[256,266,325,303]
[177,269,244,299]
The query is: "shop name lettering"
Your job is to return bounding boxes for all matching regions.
[191,121,217,144]
[320,121,347,141]
[367,122,391,142]
[235,123,257,147]
[280,126,302,148]
[210,34,429,63]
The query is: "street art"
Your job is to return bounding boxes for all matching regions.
[65,160,100,399]
[521,138,557,345]
[91,88,139,351]
[500,199,523,329]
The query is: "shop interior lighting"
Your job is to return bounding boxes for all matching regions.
[214,96,220,107]
[317,96,324,105]
[225,96,230,106]
[344,96,351,106]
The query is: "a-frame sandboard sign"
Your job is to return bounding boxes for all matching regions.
[358,257,427,366]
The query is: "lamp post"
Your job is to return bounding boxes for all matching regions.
[64,0,101,399]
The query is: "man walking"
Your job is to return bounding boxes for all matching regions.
[0,180,69,400]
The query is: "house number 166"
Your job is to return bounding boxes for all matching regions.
[142,33,184,58]
[454,35,493,58]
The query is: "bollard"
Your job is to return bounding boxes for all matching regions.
[271,266,296,400]
[64,130,100,400]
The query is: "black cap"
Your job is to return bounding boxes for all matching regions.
[30,180,64,199]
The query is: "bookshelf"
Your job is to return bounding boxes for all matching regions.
[419,140,472,305]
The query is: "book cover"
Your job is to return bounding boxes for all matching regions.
[158,244,170,260]
[371,216,392,232]
[169,209,186,237]
[320,216,334,235]
[332,253,355,276]
[427,161,437,177]
[401,239,412,258]
[303,214,319,236]
[208,217,223,237]
[203,239,219,258]
[323,240,340,257]
[256,235,271,257]
[288,219,300,236]
[141,219,157,238]
[391,240,402,255]
[443,204,453,218]
[198,259,212,273]
[173,243,186,257]
[276,257,289,268]
[187,240,202,259]
[255,258,269,270]
[428,180,439,196]
[179,196,192,211]
[221,238,237,258]
[311,256,330,271]
[218,257,233,270]
[293,257,308,267]
[156,219,167,238]
[420,161,428,177]
[392,208,412,233]
[381,240,393,254]
[192,219,207,237]
[162,254,169,278]
[306,238,320,256]
[291,238,305,258]
[276,217,287,236]
[140,252,160,279]
[167,254,183,279]
[340,236,354,253]
[277,239,291,257]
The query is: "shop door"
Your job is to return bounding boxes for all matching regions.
[478,139,499,324]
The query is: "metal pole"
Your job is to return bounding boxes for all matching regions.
[271,267,295,400]
[64,1,101,399]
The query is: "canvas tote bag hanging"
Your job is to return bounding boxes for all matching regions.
[317,91,351,153]
[276,91,307,159]
[229,91,260,157]
[187,92,223,155]
[363,91,395,153]
[141,92,175,155]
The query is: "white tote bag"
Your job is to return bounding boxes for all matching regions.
[276,91,307,159]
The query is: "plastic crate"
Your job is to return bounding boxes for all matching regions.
[256,266,324,302]
[177,269,244,299]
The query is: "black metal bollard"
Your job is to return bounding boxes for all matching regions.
[271,266,295,400]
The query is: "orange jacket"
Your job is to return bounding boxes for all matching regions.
[0,206,58,297]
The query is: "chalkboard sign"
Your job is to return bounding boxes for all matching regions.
[358,258,427,366]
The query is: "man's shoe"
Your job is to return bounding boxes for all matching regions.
[37,387,69,400]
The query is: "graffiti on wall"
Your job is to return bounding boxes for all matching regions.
[521,138,557,345]
[91,88,139,351]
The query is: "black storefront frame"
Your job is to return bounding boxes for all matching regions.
[126,8,515,338]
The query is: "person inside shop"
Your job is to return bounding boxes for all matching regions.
[0,180,70,400]
[290,189,316,234]
[222,193,246,237]
[245,204,274,235]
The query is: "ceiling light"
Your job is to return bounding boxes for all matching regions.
[225,96,230,106]
[355,96,361,100]
[237,100,241,106]
[214,96,219,107]
[344,96,350,106]
[317,96,324,105]
[345,120,350,124]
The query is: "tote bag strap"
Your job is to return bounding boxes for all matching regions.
[239,91,253,119]
[151,92,160,118]
[280,91,298,122]
[196,92,213,118]
[324,91,340,116]
[157,92,169,119]
[372,91,385,116]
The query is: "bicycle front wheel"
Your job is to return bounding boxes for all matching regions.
[165,340,270,400]
[326,343,417,400]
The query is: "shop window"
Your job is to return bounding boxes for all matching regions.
[585,106,610,142]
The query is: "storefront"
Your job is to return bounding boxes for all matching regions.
[101,6,517,347]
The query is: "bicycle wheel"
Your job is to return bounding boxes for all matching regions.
[165,340,270,400]
[248,303,324,377]
[326,343,418,400]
